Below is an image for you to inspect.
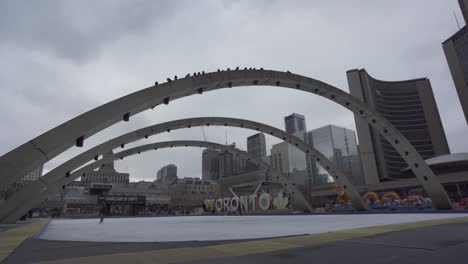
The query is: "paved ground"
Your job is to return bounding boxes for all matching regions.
[38,214,468,242]
[183,221,468,264]
[0,219,49,263]
[4,236,271,263]
[0,224,25,233]
[2,215,467,264]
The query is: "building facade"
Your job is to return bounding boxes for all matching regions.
[270,141,308,186]
[219,147,246,178]
[307,125,363,185]
[284,113,307,140]
[108,181,170,206]
[201,149,220,181]
[310,153,468,207]
[276,114,309,187]
[347,69,450,183]
[246,133,267,172]
[169,177,219,208]
[442,0,468,125]
[61,180,171,216]
[247,133,267,160]
[81,161,129,184]
[157,164,177,181]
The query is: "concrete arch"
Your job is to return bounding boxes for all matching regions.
[0,116,369,223]
[0,140,313,223]
[0,69,452,209]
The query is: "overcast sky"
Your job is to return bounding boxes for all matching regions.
[1,0,467,182]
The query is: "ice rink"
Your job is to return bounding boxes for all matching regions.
[38,214,467,242]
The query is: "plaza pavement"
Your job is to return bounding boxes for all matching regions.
[0,219,49,263]
[1,215,468,263]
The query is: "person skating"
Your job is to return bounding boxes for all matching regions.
[99,204,107,224]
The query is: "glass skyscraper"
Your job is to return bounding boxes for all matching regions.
[307,125,364,185]
[157,164,177,180]
[284,113,306,140]
[247,133,266,160]
[269,113,309,187]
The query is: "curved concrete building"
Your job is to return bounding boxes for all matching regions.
[347,69,450,183]
[443,0,468,125]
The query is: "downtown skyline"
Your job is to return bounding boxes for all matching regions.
[0,0,467,181]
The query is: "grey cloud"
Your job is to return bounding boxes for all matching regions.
[0,0,177,63]
[1,0,468,180]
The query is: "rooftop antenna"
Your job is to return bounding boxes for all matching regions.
[454,10,461,30]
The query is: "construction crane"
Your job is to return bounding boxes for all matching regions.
[201,126,207,142]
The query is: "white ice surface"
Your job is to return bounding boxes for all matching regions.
[38,214,467,242]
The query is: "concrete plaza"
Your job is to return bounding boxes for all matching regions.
[2,214,468,263]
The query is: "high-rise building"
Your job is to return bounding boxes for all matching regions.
[442,0,468,125]
[284,113,307,140]
[202,149,220,181]
[219,145,246,178]
[247,133,267,160]
[157,164,177,181]
[273,114,309,186]
[459,0,468,27]
[307,125,364,185]
[246,133,267,172]
[270,142,308,186]
[347,69,450,183]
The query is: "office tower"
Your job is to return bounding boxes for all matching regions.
[202,149,220,181]
[307,125,364,185]
[246,133,267,172]
[247,133,267,160]
[270,142,308,186]
[219,147,246,178]
[459,0,468,25]
[347,69,450,183]
[442,0,468,124]
[276,113,309,186]
[284,113,307,140]
[157,164,177,181]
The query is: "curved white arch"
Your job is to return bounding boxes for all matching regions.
[0,69,452,209]
[0,140,312,223]
[0,116,370,223]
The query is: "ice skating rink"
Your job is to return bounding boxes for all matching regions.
[38,214,467,242]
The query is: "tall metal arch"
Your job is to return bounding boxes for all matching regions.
[0,140,313,223]
[0,69,452,209]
